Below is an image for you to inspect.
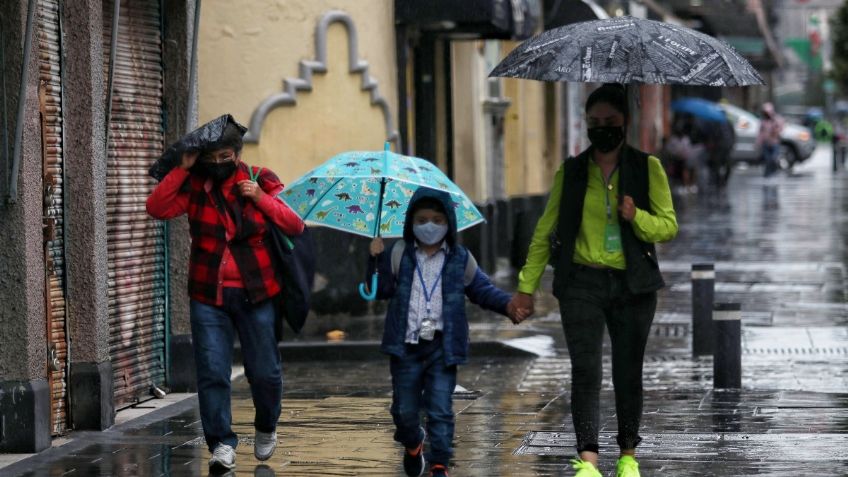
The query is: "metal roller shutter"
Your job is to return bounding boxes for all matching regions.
[37,0,69,436]
[102,0,167,408]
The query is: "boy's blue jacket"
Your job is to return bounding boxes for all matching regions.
[367,188,510,366]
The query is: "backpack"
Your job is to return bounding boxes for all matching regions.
[250,167,315,339]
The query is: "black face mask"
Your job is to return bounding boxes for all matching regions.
[587,126,625,153]
[194,161,237,183]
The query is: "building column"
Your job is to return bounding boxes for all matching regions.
[0,0,52,453]
[162,0,196,392]
[62,0,114,430]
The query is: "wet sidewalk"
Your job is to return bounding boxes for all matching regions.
[3,145,848,476]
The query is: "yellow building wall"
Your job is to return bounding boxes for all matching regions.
[501,42,558,198]
[198,0,397,184]
[450,42,487,203]
[449,40,560,203]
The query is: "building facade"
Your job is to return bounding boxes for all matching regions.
[0,0,195,453]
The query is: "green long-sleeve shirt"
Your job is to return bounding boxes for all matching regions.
[517,155,678,295]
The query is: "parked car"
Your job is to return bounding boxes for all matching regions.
[719,102,816,169]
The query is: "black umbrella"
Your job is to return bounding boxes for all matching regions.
[489,16,764,86]
[148,114,247,181]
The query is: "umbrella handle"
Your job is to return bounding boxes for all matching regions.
[358,272,379,301]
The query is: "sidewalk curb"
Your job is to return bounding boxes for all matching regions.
[234,340,539,363]
[0,395,200,476]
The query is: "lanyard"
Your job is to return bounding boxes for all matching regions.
[415,253,447,316]
[601,164,619,222]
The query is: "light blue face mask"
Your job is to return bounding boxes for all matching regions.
[413,222,448,245]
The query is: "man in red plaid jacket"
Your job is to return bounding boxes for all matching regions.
[147,124,303,472]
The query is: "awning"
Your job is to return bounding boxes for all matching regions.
[543,0,608,29]
[395,0,542,40]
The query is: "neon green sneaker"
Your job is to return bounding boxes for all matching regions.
[616,455,641,477]
[571,459,602,477]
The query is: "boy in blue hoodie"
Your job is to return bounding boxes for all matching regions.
[367,189,528,477]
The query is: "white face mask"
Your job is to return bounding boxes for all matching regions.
[413,222,448,245]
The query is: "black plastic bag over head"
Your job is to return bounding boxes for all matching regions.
[148,114,247,181]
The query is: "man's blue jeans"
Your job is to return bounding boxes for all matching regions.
[390,334,457,466]
[190,288,282,451]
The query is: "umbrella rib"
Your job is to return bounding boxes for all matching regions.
[638,22,664,83]
[303,177,344,219]
[712,37,741,85]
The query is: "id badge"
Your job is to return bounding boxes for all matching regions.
[604,223,622,252]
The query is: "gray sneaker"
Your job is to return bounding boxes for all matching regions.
[209,443,236,471]
[254,430,277,461]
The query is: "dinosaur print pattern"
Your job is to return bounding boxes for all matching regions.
[276,149,484,238]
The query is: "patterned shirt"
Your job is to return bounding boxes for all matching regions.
[406,242,449,344]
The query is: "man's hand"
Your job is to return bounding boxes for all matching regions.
[237,180,265,202]
[180,150,199,170]
[369,237,384,257]
[618,195,637,222]
[507,292,534,324]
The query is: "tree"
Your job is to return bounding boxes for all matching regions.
[831,0,848,95]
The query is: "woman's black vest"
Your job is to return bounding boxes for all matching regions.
[551,145,665,297]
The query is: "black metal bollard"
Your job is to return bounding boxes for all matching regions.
[713,303,742,389]
[691,263,715,357]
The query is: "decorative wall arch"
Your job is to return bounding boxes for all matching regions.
[244,10,399,147]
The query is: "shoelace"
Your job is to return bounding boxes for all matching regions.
[213,446,232,460]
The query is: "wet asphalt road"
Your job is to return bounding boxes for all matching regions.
[3,145,847,476]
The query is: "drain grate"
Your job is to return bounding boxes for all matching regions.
[652,323,689,337]
[744,347,848,355]
[515,431,848,456]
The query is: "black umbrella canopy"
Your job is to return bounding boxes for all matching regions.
[489,16,764,86]
[148,114,247,181]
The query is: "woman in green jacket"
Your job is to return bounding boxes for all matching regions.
[510,84,678,477]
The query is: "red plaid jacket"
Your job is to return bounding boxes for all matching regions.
[147,162,303,305]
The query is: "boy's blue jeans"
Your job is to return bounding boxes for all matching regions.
[190,288,282,452]
[390,333,457,466]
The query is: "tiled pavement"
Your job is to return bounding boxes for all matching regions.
[3,146,848,476]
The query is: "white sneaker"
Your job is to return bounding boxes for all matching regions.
[209,443,236,471]
[254,430,277,461]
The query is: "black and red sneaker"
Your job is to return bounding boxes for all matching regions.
[403,429,426,477]
[429,463,449,477]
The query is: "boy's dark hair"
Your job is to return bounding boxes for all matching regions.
[410,197,446,216]
[585,83,628,120]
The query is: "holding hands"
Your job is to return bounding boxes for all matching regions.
[507,292,535,325]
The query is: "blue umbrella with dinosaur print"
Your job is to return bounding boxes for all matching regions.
[278,143,485,299]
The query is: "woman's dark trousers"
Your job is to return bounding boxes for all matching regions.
[558,265,656,453]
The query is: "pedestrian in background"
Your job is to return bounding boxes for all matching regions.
[833,115,848,171]
[508,84,678,477]
[757,102,784,177]
[664,115,704,193]
[696,115,736,189]
[146,121,304,473]
[366,188,528,477]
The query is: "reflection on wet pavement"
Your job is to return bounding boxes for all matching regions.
[5,146,848,475]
